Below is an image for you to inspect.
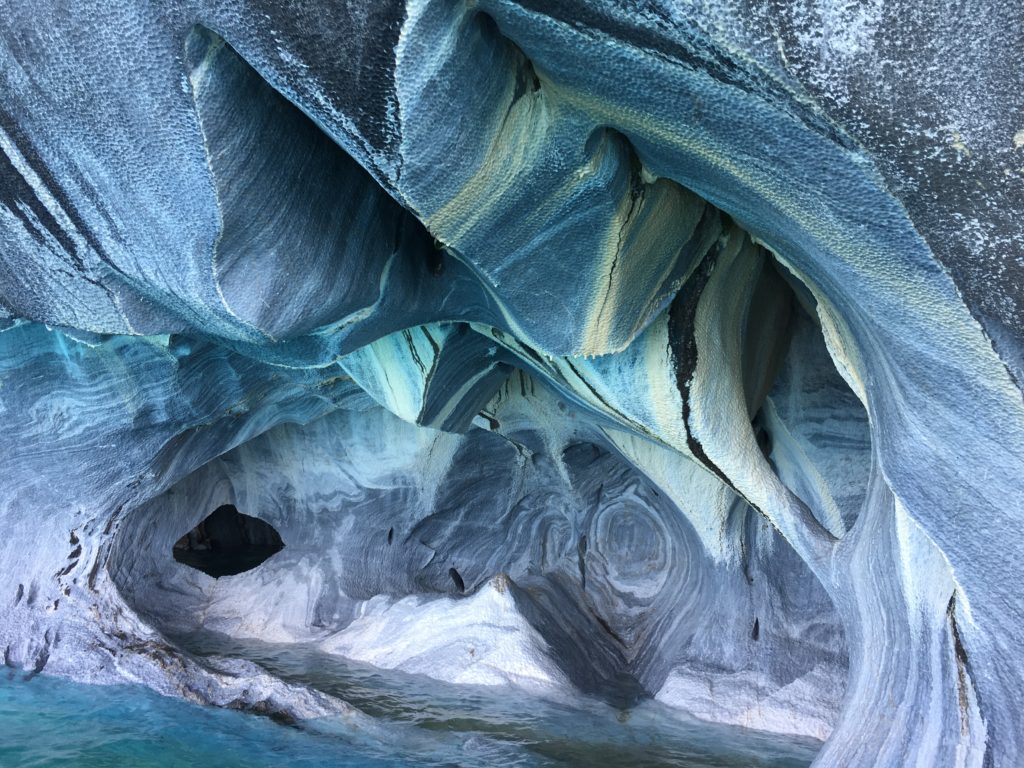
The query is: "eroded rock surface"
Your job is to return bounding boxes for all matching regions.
[0,1,1021,766]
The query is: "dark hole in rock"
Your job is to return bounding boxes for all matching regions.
[448,567,465,593]
[173,504,284,578]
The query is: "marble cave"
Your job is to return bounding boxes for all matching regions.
[0,1,1022,766]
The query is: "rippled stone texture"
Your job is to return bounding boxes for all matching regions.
[0,2,1021,766]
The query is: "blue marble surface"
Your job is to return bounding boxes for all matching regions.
[0,2,1021,766]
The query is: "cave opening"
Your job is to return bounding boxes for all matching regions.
[172,504,284,578]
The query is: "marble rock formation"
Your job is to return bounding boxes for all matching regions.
[1,1,1022,765]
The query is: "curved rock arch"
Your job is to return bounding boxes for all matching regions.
[0,3,1021,766]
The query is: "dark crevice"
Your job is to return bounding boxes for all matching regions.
[947,591,985,755]
[0,108,118,276]
[741,253,796,417]
[667,236,730,485]
[173,504,284,579]
[448,567,466,593]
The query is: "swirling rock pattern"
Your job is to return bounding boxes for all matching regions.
[0,1,1021,765]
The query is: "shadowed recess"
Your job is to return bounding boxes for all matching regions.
[173,504,284,578]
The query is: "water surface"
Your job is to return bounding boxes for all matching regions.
[1,638,820,767]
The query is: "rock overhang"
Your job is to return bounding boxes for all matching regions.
[0,2,1021,766]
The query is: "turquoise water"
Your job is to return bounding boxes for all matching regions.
[0,641,820,767]
[0,672,413,768]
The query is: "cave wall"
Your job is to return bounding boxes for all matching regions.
[109,373,848,738]
[1,1,1022,765]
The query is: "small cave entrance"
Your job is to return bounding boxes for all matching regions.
[173,504,284,578]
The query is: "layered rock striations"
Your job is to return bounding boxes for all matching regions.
[0,1,1022,765]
